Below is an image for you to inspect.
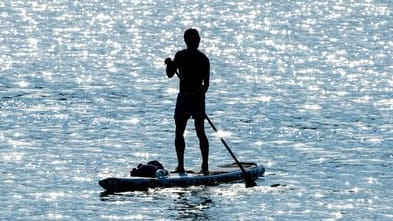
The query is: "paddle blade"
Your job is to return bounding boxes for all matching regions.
[245,178,257,188]
[243,171,257,188]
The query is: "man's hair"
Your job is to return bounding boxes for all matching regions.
[184,28,200,49]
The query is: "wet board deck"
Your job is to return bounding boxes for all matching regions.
[99,162,265,192]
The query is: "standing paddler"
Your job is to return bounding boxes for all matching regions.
[165,28,210,175]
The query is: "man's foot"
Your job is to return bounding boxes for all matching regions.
[172,167,185,174]
[201,162,209,176]
[199,169,209,176]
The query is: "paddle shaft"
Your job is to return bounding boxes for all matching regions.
[205,115,257,188]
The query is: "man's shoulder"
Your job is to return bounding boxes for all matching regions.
[197,50,208,59]
[194,50,209,62]
[175,49,188,56]
[175,49,209,63]
[174,50,187,61]
[176,49,207,56]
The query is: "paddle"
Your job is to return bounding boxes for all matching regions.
[205,115,257,188]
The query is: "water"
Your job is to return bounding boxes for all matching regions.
[1,0,392,220]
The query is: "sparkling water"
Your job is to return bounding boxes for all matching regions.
[1,0,392,220]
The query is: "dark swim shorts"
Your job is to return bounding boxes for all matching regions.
[174,92,206,120]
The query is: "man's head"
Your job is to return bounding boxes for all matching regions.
[184,28,200,50]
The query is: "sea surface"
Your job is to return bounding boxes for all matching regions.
[1,0,392,220]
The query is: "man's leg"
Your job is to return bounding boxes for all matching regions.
[175,117,187,172]
[195,116,209,174]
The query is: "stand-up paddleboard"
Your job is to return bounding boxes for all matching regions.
[99,162,264,192]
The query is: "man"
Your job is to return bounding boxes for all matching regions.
[165,28,210,175]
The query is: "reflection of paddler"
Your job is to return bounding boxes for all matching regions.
[165,28,210,175]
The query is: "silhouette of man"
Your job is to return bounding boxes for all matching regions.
[165,28,210,175]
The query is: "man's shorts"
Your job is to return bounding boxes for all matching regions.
[174,92,205,120]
